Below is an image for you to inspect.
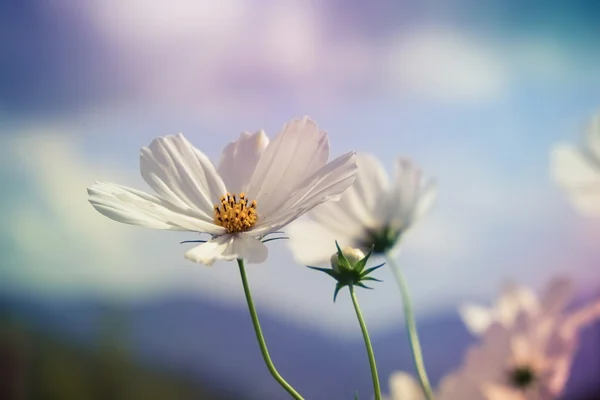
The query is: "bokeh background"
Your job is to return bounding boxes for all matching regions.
[1,1,600,399]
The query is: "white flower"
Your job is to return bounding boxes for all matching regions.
[286,154,436,265]
[87,117,357,266]
[550,111,600,217]
[459,276,600,338]
[384,371,463,400]
[452,277,600,400]
[441,322,572,400]
[385,372,427,400]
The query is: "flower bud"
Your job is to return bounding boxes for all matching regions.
[330,246,366,272]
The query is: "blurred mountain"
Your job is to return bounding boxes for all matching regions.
[1,294,598,400]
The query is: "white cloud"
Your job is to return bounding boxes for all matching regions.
[384,27,511,102]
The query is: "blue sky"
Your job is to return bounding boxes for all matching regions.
[2,0,600,337]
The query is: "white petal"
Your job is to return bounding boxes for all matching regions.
[584,111,600,161]
[250,151,357,236]
[550,144,600,216]
[184,234,268,265]
[217,130,269,195]
[540,276,574,317]
[386,158,427,231]
[351,153,391,221]
[285,219,359,266]
[140,133,227,218]
[412,179,437,222]
[561,299,600,340]
[482,384,525,400]
[389,372,426,400]
[247,117,329,217]
[88,182,224,234]
[551,144,600,186]
[307,153,390,237]
[458,303,496,336]
[496,283,539,327]
[463,323,512,382]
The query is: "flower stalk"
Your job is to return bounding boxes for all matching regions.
[237,259,304,400]
[386,255,435,400]
[350,285,382,400]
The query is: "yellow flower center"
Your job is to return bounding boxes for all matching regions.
[213,193,258,233]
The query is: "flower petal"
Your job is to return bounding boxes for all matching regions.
[386,158,430,231]
[349,153,391,222]
[458,303,495,336]
[561,299,600,340]
[217,130,269,194]
[140,133,227,218]
[250,151,357,236]
[247,117,329,217]
[88,182,224,233]
[389,372,426,400]
[585,111,600,161]
[412,179,437,222]
[495,283,539,327]
[550,143,600,216]
[482,384,525,400]
[540,276,574,317]
[307,153,389,236]
[184,234,268,265]
[285,219,358,266]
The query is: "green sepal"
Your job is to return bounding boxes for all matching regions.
[333,283,345,302]
[307,266,340,280]
[335,241,352,271]
[354,392,359,400]
[361,262,385,277]
[360,276,383,282]
[354,282,373,290]
[352,245,374,273]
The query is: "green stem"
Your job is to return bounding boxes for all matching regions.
[349,285,381,400]
[386,255,435,400]
[237,259,304,400]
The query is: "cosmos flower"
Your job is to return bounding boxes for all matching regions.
[88,117,357,266]
[384,372,428,400]
[286,153,436,265]
[383,371,462,400]
[452,277,600,400]
[551,111,600,217]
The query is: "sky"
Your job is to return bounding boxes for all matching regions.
[1,0,600,337]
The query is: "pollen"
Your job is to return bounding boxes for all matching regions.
[213,192,258,233]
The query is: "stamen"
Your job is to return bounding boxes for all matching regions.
[213,192,258,233]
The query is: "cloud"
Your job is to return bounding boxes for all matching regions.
[384,27,511,102]
[6,1,598,118]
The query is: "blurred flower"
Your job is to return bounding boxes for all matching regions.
[88,117,357,265]
[384,371,427,400]
[440,322,573,400]
[459,280,543,336]
[459,276,600,338]
[287,154,436,265]
[308,243,383,301]
[451,277,600,400]
[383,371,462,400]
[551,111,600,217]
